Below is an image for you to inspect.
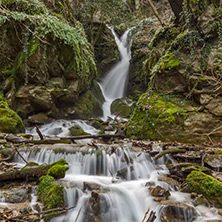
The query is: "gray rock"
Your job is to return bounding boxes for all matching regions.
[160,201,197,222]
[6,188,28,203]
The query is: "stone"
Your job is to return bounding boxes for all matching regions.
[158,175,180,189]
[28,113,52,124]
[199,94,212,105]
[111,98,135,118]
[69,126,89,136]
[6,188,28,203]
[149,185,170,200]
[0,94,25,133]
[84,182,101,191]
[204,155,222,171]
[117,166,134,180]
[205,98,222,116]
[160,201,197,222]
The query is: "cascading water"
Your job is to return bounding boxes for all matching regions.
[99,27,132,119]
[13,145,222,222]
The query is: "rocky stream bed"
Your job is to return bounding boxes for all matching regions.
[1,125,222,222]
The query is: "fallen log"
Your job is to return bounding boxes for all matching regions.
[0,159,68,182]
[153,148,186,160]
[60,134,125,141]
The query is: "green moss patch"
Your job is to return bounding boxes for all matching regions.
[0,93,25,133]
[74,90,102,118]
[186,171,222,208]
[48,164,69,179]
[38,175,64,210]
[69,126,89,136]
[126,92,187,140]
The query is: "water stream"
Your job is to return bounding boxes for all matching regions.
[13,146,222,222]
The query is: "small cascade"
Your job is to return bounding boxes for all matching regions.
[99,27,133,119]
[26,119,99,137]
[13,146,222,222]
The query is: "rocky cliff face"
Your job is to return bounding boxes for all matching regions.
[127,0,222,143]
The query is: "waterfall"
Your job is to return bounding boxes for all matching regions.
[99,27,132,119]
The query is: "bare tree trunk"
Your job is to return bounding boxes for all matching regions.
[167,0,183,24]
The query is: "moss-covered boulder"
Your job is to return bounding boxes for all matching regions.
[0,94,25,133]
[48,164,69,179]
[69,126,89,136]
[38,175,64,210]
[111,98,135,118]
[74,90,103,119]
[186,170,222,208]
[126,92,188,141]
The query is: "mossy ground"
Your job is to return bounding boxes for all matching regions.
[0,93,25,133]
[186,170,222,208]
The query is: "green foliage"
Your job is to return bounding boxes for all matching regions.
[0,0,97,83]
[0,93,25,133]
[187,171,222,207]
[38,175,64,210]
[159,52,180,70]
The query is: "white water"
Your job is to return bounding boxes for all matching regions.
[13,147,222,222]
[99,27,132,119]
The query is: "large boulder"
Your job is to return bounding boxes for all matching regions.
[186,170,222,208]
[126,92,222,143]
[0,93,25,133]
[111,98,135,118]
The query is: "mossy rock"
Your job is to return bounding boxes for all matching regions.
[0,94,25,133]
[38,175,64,210]
[186,171,222,208]
[74,90,103,119]
[126,92,188,141]
[91,118,108,131]
[47,164,69,179]
[69,126,89,136]
[111,98,135,118]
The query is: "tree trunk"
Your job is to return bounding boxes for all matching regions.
[168,0,183,23]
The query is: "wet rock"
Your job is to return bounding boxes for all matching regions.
[116,166,134,180]
[168,162,196,180]
[84,182,101,191]
[204,155,222,171]
[149,186,170,201]
[160,201,197,222]
[158,175,180,189]
[6,188,28,203]
[28,113,52,124]
[69,126,89,136]
[111,97,135,118]
[85,191,102,222]
[90,118,108,132]
[192,194,211,207]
